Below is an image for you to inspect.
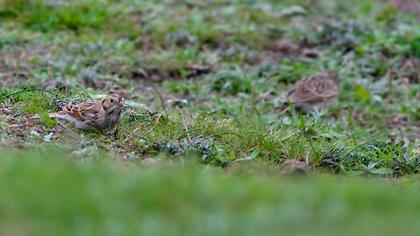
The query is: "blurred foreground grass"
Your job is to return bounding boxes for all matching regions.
[0,148,419,236]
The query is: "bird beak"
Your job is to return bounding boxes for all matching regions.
[118,96,124,105]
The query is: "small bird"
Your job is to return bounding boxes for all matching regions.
[49,95,124,134]
[282,71,338,113]
[279,159,309,175]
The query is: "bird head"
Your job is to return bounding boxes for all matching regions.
[101,94,124,114]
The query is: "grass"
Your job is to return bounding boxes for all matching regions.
[0,0,109,32]
[0,148,420,236]
[0,0,419,234]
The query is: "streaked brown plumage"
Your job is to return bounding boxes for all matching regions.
[49,94,124,132]
[284,71,338,113]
